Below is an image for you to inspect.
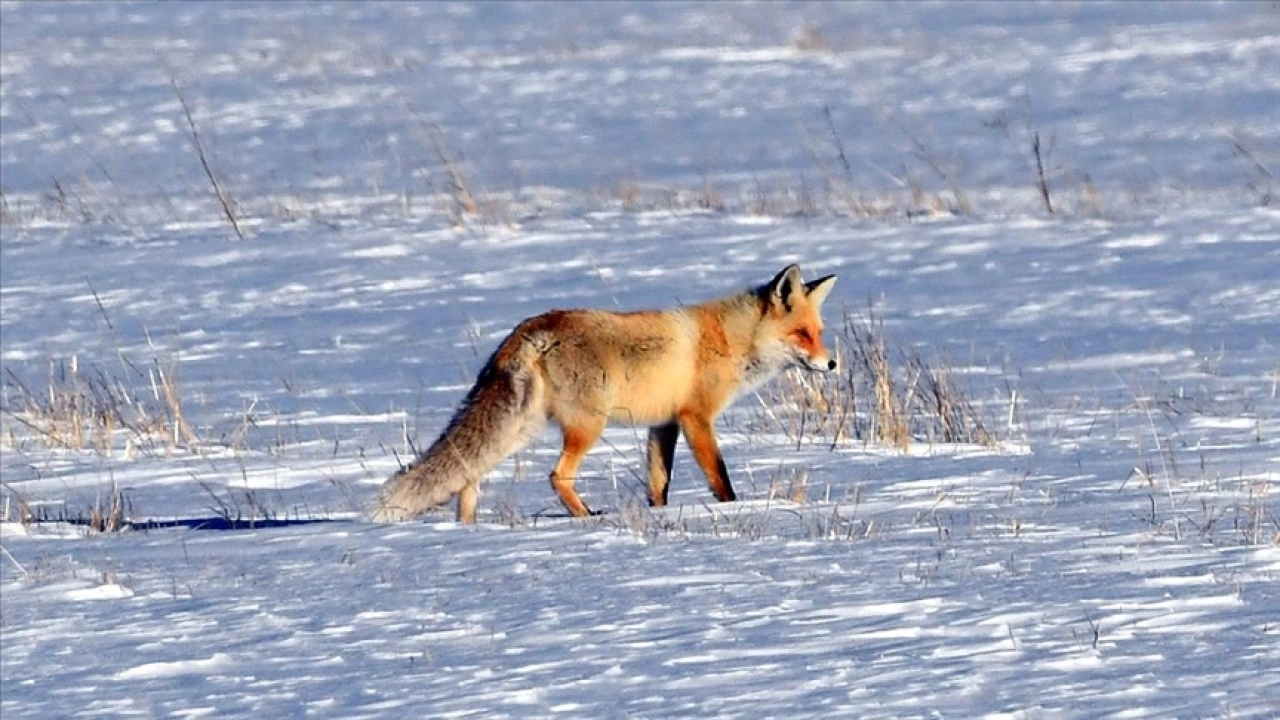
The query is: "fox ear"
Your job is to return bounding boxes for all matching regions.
[804,274,837,308]
[765,264,805,310]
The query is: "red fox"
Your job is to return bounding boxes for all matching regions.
[371,264,838,524]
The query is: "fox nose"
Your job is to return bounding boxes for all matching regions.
[826,359,837,371]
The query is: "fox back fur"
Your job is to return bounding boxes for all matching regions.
[371,264,837,523]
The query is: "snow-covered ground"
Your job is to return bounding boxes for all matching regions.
[2,2,1278,717]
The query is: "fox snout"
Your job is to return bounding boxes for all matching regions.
[803,354,838,373]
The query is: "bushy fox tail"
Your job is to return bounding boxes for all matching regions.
[369,332,553,523]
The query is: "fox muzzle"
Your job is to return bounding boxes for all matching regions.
[801,355,837,373]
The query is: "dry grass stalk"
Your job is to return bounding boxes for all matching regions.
[757,309,998,452]
[907,355,996,447]
[429,128,480,223]
[844,311,911,451]
[1032,130,1054,215]
[3,348,200,455]
[172,79,244,240]
[88,485,127,533]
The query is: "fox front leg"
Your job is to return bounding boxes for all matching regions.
[646,422,679,506]
[677,414,736,503]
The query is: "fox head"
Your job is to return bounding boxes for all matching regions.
[758,264,838,374]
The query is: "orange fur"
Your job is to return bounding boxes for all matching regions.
[371,264,837,523]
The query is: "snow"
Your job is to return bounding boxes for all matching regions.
[2,2,1279,718]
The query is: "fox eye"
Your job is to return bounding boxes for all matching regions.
[794,329,813,344]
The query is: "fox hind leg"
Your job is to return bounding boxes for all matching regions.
[678,414,736,503]
[549,419,605,517]
[646,422,679,506]
[456,479,480,524]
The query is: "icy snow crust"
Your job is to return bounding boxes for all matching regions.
[2,3,1278,718]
